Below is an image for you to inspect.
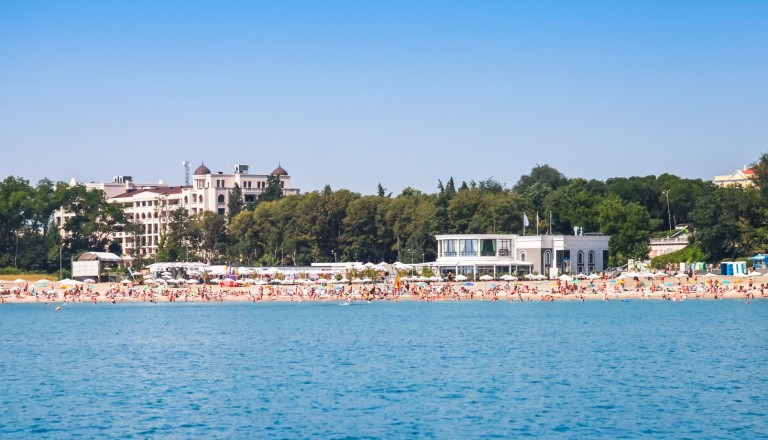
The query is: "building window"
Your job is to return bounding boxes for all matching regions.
[459,239,477,257]
[217,208,225,215]
[184,196,188,204]
[443,240,457,257]
[577,251,585,274]
[588,251,596,273]
[519,250,527,262]
[217,194,225,204]
[480,239,496,256]
[498,239,511,256]
[544,250,552,267]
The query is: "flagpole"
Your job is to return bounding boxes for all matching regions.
[549,211,552,235]
[536,211,539,236]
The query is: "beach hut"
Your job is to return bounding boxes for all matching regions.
[720,261,746,276]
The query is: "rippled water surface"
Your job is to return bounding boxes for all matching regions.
[1,300,767,439]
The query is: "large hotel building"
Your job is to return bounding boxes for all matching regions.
[54,163,299,259]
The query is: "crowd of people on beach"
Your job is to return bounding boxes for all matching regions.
[1,275,766,304]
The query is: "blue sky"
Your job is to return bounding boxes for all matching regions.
[1,1,766,194]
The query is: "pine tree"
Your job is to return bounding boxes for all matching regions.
[227,183,245,222]
[261,175,284,202]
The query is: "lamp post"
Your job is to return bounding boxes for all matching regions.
[662,190,672,231]
[59,243,63,280]
[331,250,337,263]
[408,249,414,276]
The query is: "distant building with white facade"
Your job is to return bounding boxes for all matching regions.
[55,163,299,259]
[433,233,611,279]
[713,165,755,187]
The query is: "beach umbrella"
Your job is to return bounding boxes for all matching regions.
[674,273,688,278]
[83,278,95,283]
[733,273,747,278]
[558,274,573,282]
[587,274,600,280]
[479,275,494,281]
[455,275,468,282]
[702,273,716,277]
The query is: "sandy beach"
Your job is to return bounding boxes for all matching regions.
[1,274,766,304]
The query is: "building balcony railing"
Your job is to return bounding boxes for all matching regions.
[441,251,519,258]
[650,237,689,245]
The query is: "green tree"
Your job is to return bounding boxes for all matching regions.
[598,195,651,266]
[260,175,284,202]
[197,211,228,263]
[227,183,245,222]
[689,186,749,261]
[515,165,568,213]
[61,185,126,255]
[543,178,606,234]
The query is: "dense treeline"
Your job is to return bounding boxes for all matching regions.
[0,178,127,274]
[1,153,766,274]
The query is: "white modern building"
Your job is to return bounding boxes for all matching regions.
[55,163,299,259]
[433,233,611,279]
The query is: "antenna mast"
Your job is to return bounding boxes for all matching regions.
[182,161,191,185]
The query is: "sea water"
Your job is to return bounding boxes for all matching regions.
[0,300,766,439]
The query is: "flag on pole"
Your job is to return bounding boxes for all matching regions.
[536,212,540,235]
[523,213,529,227]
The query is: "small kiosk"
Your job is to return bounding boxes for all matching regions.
[749,254,767,270]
